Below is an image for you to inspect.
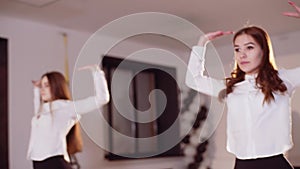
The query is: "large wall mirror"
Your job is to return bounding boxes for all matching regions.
[102,56,181,160]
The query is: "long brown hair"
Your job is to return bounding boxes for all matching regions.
[220,26,287,104]
[41,71,71,101]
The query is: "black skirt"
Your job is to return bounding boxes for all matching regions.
[234,154,293,169]
[33,155,72,169]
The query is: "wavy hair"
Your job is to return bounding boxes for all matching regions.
[41,71,71,101]
[37,71,71,116]
[219,26,287,104]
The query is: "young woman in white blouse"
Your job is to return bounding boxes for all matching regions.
[185,1,300,169]
[27,65,110,169]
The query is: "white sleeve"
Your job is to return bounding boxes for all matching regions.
[185,46,225,97]
[33,87,40,115]
[72,69,110,115]
[279,67,300,93]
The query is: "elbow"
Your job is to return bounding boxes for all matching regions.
[95,93,110,107]
[103,94,110,105]
[103,88,110,104]
[185,74,197,91]
[185,75,192,88]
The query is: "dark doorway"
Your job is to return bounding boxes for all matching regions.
[0,37,9,169]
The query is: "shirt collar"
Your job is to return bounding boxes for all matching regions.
[245,73,257,82]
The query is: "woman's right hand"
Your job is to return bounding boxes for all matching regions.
[32,80,41,88]
[197,31,233,46]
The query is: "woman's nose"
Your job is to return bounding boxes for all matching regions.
[239,50,247,58]
[40,87,45,92]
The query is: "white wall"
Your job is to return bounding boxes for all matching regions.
[1,15,300,169]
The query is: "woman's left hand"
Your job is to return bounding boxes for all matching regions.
[283,0,300,18]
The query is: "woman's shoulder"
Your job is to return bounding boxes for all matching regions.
[278,68,287,73]
[277,68,299,78]
[53,99,71,103]
[51,99,72,109]
[277,68,291,81]
[277,68,300,88]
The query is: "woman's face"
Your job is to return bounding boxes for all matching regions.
[40,76,52,102]
[234,34,263,75]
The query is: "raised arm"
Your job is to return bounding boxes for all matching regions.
[32,80,41,115]
[283,0,300,18]
[72,65,110,114]
[282,1,300,90]
[185,31,233,97]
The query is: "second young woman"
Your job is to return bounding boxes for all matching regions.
[27,65,110,169]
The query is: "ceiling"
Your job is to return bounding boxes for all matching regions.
[1,0,300,47]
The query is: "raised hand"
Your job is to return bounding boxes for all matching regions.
[283,0,300,18]
[32,80,41,88]
[197,31,234,46]
[78,64,100,72]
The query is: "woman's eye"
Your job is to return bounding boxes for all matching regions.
[247,46,254,50]
[41,84,49,88]
[234,48,240,52]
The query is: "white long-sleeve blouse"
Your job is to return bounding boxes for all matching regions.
[27,69,110,162]
[186,46,300,159]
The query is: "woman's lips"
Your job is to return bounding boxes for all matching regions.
[240,61,250,65]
